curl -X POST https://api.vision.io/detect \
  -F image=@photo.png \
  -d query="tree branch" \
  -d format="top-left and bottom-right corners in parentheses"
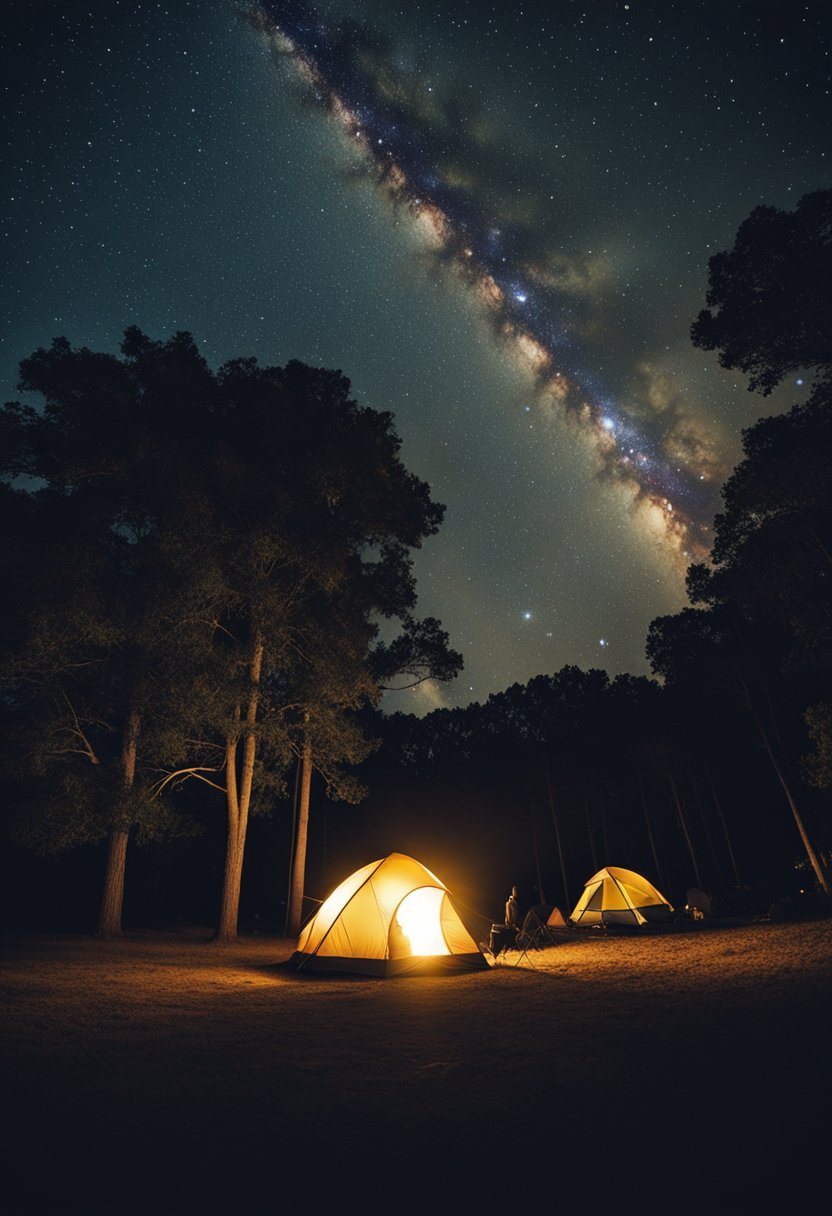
top-left (150, 766), bottom-right (227, 796)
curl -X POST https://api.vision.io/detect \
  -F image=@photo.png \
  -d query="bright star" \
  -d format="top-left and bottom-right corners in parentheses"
top-left (522, 610), bottom-right (533, 621)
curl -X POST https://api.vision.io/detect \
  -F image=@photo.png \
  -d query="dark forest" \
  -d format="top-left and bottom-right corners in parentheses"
top-left (2, 190), bottom-right (830, 940)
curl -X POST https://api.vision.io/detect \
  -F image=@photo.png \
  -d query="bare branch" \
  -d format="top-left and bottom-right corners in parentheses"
top-left (46, 746), bottom-right (101, 762)
top-left (150, 766), bottom-right (227, 797)
top-left (59, 692), bottom-right (101, 765)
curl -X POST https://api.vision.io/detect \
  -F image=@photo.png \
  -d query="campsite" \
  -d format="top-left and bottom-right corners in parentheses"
top-left (2, 10), bottom-right (831, 1213)
top-left (3, 915), bottom-right (830, 1214)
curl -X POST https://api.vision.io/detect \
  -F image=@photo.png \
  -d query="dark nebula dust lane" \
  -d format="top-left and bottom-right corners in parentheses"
top-left (250, 0), bottom-right (727, 565)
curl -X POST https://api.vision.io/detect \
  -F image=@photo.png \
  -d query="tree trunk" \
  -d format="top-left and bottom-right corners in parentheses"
top-left (704, 767), bottom-right (743, 889)
top-left (530, 797), bottom-right (546, 905)
top-left (215, 633), bottom-right (264, 943)
top-left (287, 724), bottom-right (312, 939)
top-left (97, 828), bottom-right (130, 939)
top-left (689, 768), bottom-right (725, 890)
top-left (96, 706), bottom-right (140, 939)
top-left (600, 794), bottom-right (610, 865)
top-left (582, 785), bottom-right (598, 872)
top-left (545, 764), bottom-right (570, 909)
top-left (667, 767), bottom-right (703, 889)
top-left (283, 754), bottom-right (302, 936)
top-left (639, 774), bottom-right (667, 892)
top-left (748, 701), bottom-right (830, 894)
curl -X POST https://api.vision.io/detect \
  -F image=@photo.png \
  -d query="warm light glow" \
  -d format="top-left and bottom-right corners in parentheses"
top-left (395, 887), bottom-right (450, 955)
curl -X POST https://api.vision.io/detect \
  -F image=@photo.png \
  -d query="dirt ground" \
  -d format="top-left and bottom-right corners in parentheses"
top-left (2, 918), bottom-right (830, 1214)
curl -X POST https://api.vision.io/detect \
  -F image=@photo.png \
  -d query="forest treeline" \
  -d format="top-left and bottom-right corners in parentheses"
top-left (360, 189), bottom-right (832, 916)
top-left (0, 334), bottom-right (461, 940)
top-left (2, 190), bottom-right (830, 936)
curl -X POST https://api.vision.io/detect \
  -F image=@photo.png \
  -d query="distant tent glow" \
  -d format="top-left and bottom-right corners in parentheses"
top-left (570, 866), bottom-right (674, 927)
top-left (291, 852), bottom-right (489, 976)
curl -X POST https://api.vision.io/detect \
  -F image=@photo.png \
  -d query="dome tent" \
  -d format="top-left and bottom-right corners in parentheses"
top-left (570, 866), bottom-right (674, 928)
top-left (291, 852), bottom-right (489, 976)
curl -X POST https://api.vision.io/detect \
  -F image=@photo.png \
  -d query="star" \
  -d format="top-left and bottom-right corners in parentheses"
top-left (8, 0), bottom-right (826, 717)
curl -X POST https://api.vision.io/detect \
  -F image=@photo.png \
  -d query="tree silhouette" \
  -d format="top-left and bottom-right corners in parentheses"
top-left (2, 330), bottom-right (460, 941)
top-left (688, 389), bottom-right (832, 675)
top-left (1, 335), bottom-right (209, 935)
top-left (690, 188), bottom-right (832, 395)
top-left (638, 196), bottom-right (832, 895)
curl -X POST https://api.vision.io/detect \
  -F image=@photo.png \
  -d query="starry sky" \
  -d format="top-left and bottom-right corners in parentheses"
top-left (3, 0), bottom-right (829, 712)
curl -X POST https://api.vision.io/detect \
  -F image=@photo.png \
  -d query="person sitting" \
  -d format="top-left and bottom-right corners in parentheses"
top-left (388, 916), bottom-right (411, 959)
top-left (505, 885), bottom-right (522, 939)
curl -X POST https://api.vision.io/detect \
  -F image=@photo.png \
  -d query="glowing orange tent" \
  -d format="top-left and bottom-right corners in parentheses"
top-left (291, 852), bottom-right (489, 976)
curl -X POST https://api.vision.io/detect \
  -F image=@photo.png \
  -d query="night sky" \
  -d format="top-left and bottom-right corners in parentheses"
top-left (3, 0), bottom-right (829, 712)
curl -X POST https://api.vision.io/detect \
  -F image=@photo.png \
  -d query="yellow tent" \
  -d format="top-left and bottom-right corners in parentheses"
top-left (570, 866), bottom-right (674, 927)
top-left (291, 852), bottom-right (489, 976)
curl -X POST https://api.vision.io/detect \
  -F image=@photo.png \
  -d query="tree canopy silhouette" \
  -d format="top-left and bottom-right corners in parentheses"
top-left (690, 188), bottom-right (832, 395)
top-left (1, 329), bottom-right (461, 940)
top-left (645, 192), bottom-right (832, 895)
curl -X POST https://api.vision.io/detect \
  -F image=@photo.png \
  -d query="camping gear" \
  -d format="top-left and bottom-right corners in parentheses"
top-left (518, 904), bottom-right (568, 949)
top-left (570, 866), bottom-right (674, 927)
top-left (489, 923), bottom-right (516, 955)
top-left (291, 852), bottom-right (489, 976)
top-left (493, 905), bottom-right (569, 969)
top-left (686, 887), bottom-right (715, 918)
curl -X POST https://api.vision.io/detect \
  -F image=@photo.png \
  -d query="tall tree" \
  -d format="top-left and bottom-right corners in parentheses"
top-left (642, 191), bottom-right (832, 896)
top-left (0, 340), bottom-right (206, 936)
top-left (2, 330), bottom-right (459, 940)
top-left (690, 188), bottom-right (832, 396)
top-left (130, 344), bottom-right (457, 943)
top-left (687, 390), bottom-right (832, 674)
top-left (802, 704), bottom-right (832, 798)
top-left (646, 605), bottom-right (829, 893)
top-left (284, 612), bottom-right (462, 937)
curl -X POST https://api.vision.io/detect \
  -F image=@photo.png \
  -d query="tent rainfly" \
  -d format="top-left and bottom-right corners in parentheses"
top-left (291, 852), bottom-right (489, 976)
top-left (570, 866), bottom-right (674, 927)
top-left (522, 904), bottom-right (568, 930)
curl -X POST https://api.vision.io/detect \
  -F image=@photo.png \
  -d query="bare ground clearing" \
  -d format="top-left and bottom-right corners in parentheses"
top-left (2, 919), bottom-right (830, 1214)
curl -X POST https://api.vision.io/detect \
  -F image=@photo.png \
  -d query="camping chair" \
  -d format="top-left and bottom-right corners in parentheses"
top-left (488, 907), bottom-right (557, 968)
top-left (517, 906), bottom-right (565, 954)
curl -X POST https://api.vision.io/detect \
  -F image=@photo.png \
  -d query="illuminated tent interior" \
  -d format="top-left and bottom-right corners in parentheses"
top-left (570, 866), bottom-right (674, 928)
top-left (291, 852), bottom-right (489, 976)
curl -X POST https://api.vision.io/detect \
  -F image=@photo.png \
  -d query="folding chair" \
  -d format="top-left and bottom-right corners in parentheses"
top-left (489, 905), bottom-right (567, 967)
top-left (486, 909), bottom-right (542, 968)
top-left (511, 905), bottom-right (566, 964)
